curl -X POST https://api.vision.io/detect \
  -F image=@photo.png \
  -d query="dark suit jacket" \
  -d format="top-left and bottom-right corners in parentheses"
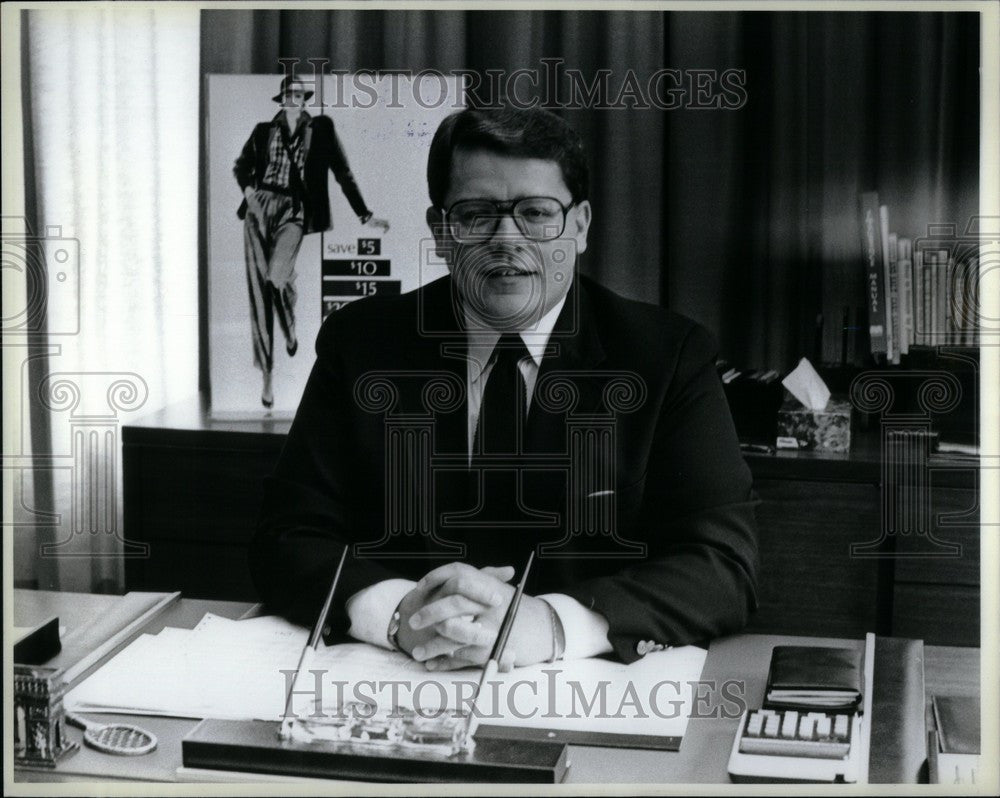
top-left (234, 113), bottom-right (370, 235)
top-left (250, 274), bottom-right (759, 663)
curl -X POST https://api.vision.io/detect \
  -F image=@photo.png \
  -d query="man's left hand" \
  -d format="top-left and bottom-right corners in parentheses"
top-left (365, 217), bottom-right (390, 233)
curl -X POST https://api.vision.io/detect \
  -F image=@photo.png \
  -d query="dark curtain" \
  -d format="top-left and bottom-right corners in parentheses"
top-left (200, 9), bottom-right (978, 387)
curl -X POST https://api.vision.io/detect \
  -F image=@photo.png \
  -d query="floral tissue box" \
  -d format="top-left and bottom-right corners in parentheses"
top-left (775, 397), bottom-right (852, 453)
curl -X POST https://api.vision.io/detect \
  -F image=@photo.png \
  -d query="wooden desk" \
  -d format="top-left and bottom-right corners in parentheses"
top-left (11, 590), bottom-right (980, 785)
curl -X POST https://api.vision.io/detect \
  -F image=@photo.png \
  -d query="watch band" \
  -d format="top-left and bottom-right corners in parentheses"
top-left (386, 609), bottom-right (403, 652)
top-left (543, 600), bottom-right (565, 663)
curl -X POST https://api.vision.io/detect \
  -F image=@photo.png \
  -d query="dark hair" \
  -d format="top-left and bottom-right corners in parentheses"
top-left (427, 107), bottom-right (590, 208)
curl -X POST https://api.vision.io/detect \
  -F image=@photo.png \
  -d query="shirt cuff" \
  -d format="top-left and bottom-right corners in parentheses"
top-left (538, 593), bottom-right (613, 660)
top-left (344, 579), bottom-right (415, 649)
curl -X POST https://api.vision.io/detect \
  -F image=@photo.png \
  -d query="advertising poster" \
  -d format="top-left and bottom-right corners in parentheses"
top-left (207, 73), bottom-right (460, 416)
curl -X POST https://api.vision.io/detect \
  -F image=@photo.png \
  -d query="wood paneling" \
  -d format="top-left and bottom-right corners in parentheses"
top-left (892, 583), bottom-right (980, 647)
top-left (893, 489), bottom-right (979, 586)
top-left (746, 479), bottom-right (882, 638)
top-left (127, 446), bottom-right (279, 544)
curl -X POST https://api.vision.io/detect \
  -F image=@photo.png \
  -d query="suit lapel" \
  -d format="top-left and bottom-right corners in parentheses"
top-left (521, 279), bottom-right (607, 526)
top-left (401, 280), bottom-right (469, 554)
top-left (525, 278), bottom-right (606, 453)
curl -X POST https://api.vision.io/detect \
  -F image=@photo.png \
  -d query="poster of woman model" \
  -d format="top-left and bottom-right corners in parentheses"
top-left (206, 72), bottom-right (461, 416)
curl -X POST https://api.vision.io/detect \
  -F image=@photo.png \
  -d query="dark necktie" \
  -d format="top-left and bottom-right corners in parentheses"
top-left (474, 333), bottom-right (529, 460)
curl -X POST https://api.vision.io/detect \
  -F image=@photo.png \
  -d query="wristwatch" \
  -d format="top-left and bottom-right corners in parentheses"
top-left (386, 610), bottom-right (403, 652)
top-left (543, 601), bottom-right (566, 663)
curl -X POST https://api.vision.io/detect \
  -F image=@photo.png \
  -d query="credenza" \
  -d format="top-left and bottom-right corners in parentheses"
top-left (123, 395), bottom-right (980, 645)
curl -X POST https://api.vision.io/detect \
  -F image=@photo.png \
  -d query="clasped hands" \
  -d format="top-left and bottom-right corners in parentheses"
top-left (395, 563), bottom-right (555, 672)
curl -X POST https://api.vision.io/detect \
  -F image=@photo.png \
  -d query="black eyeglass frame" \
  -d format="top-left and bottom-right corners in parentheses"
top-left (440, 196), bottom-right (577, 242)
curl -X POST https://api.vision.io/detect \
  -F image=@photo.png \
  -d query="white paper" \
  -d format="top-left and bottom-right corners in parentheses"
top-left (781, 357), bottom-right (831, 411)
top-left (65, 614), bottom-right (707, 740)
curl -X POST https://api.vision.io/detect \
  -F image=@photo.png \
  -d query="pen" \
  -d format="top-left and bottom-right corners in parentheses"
top-left (462, 551), bottom-right (534, 749)
top-left (279, 545), bottom-right (348, 739)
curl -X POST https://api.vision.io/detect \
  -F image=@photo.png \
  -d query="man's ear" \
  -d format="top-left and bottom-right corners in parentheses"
top-left (569, 200), bottom-right (592, 255)
top-left (426, 206), bottom-right (454, 266)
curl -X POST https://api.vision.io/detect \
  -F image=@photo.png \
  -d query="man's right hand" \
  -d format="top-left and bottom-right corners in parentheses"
top-left (395, 563), bottom-right (514, 660)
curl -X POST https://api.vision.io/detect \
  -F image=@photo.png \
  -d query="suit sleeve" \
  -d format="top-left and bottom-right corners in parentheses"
top-left (560, 324), bottom-right (759, 663)
top-left (249, 317), bottom-right (401, 635)
top-left (325, 121), bottom-right (371, 219)
top-left (233, 128), bottom-right (257, 219)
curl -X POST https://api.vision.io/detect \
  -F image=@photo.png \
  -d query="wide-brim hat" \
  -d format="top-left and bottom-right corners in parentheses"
top-left (273, 76), bottom-right (314, 103)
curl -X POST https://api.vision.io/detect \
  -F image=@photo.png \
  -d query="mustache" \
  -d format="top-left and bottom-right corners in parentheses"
top-left (457, 246), bottom-right (543, 276)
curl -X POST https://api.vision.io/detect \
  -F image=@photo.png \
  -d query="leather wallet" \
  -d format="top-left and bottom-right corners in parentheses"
top-left (765, 645), bottom-right (863, 711)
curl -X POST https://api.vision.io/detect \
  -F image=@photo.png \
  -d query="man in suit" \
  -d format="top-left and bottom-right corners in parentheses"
top-left (234, 76), bottom-right (389, 407)
top-left (251, 106), bottom-right (758, 669)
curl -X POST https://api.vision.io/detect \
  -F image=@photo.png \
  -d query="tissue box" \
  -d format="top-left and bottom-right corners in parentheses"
top-left (775, 397), bottom-right (852, 452)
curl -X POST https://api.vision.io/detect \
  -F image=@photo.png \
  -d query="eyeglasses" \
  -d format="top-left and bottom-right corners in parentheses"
top-left (442, 197), bottom-right (575, 242)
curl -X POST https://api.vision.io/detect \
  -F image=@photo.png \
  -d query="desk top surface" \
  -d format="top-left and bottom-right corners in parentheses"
top-left (11, 589), bottom-right (981, 786)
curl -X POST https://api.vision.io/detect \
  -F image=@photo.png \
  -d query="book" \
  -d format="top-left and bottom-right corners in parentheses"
top-left (887, 232), bottom-right (900, 363)
top-left (953, 260), bottom-right (966, 345)
top-left (936, 252), bottom-right (948, 346)
top-left (858, 192), bottom-right (888, 359)
top-left (912, 246), bottom-right (924, 346)
top-left (969, 255), bottom-right (980, 345)
top-left (945, 255), bottom-right (956, 345)
top-left (963, 256), bottom-right (977, 345)
top-left (897, 237), bottom-right (912, 356)
top-left (927, 250), bottom-right (939, 344)
top-left (765, 645), bottom-right (863, 711)
top-left (924, 251), bottom-right (935, 346)
top-left (879, 205), bottom-right (895, 360)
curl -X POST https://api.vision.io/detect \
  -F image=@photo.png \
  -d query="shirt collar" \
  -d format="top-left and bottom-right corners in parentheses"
top-left (465, 295), bottom-right (568, 382)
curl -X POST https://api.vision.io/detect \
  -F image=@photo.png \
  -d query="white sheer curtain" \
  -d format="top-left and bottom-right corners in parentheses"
top-left (24, 6), bottom-right (199, 591)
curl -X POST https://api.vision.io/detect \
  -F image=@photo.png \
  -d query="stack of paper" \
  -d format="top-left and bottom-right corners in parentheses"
top-left (66, 613), bottom-right (708, 741)
top-left (66, 613), bottom-right (308, 719)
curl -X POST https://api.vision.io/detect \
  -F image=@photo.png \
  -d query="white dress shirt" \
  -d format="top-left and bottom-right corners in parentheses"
top-left (345, 295), bottom-right (612, 660)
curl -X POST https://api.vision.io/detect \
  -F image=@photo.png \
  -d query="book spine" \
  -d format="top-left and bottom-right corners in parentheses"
top-left (913, 248), bottom-right (924, 347)
top-left (971, 256), bottom-right (980, 345)
top-left (946, 256), bottom-right (956, 345)
top-left (953, 261), bottom-right (966, 346)
top-left (944, 258), bottom-right (955, 346)
top-left (858, 192), bottom-right (888, 358)
top-left (936, 253), bottom-right (948, 346)
top-left (887, 232), bottom-right (900, 363)
top-left (924, 252), bottom-right (935, 347)
top-left (927, 251), bottom-right (938, 344)
top-left (898, 237), bottom-right (912, 356)
top-left (967, 256), bottom-right (977, 346)
top-left (879, 206), bottom-right (895, 361)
